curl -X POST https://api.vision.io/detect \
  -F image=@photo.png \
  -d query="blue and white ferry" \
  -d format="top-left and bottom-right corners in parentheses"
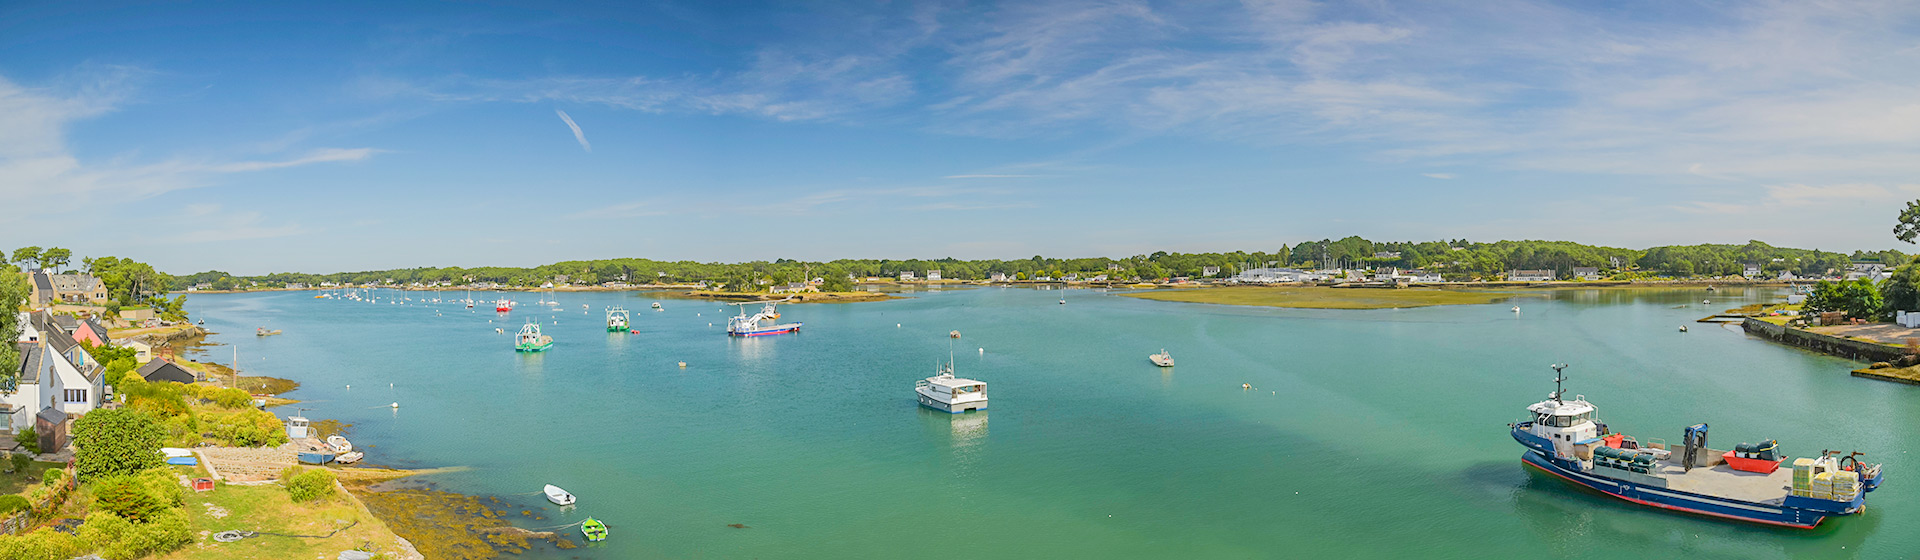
top-left (1511, 365), bottom-right (1884, 528)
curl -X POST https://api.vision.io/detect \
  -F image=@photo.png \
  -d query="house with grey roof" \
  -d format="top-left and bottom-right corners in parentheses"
top-left (3, 310), bottom-right (108, 431)
top-left (46, 273), bottom-right (111, 304)
top-left (136, 359), bottom-right (197, 384)
top-left (29, 271), bottom-right (55, 306)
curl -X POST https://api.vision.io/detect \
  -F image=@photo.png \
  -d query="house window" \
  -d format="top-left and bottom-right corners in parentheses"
top-left (64, 389), bottom-right (88, 403)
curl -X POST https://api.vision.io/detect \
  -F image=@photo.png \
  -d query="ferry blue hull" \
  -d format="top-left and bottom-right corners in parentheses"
top-left (1520, 451), bottom-right (1850, 528)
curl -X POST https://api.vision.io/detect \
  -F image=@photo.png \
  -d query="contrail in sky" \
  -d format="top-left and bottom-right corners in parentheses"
top-left (555, 109), bottom-right (591, 152)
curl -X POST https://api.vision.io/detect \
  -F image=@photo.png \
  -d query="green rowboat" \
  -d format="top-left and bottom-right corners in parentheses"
top-left (581, 517), bottom-right (608, 542)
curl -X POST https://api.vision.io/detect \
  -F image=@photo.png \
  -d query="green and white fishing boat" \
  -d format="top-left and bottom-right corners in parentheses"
top-left (581, 517), bottom-right (608, 542)
top-left (515, 321), bottom-right (553, 352)
top-left (606, 306), bottom-right (630, 332)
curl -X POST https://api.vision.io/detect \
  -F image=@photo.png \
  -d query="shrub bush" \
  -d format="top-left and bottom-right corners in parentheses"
top-left (8, 451), bottom-right (28, 474)
top-left (0, 528), bottom-right (87, 560)
top-left (284, 467), bottom-right (336, 502)
top-left (0, 494), bottom-right (29, 513)
top-left (13, 427), bottom-right (38, 454)
top-left (207, 387), bottom-right (253, 409)
top-left (76, 509), bottom-right (193, 560)
top-left (91, 473), bottom-right (179, 523)
top-left (205, 409), bottom-right (287, 447)
top-left (71, 409), bottom-right (165, 480)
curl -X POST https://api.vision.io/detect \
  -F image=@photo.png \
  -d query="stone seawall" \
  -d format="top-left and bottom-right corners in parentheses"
top-left (1741, 318), bottom-right (1907, 363)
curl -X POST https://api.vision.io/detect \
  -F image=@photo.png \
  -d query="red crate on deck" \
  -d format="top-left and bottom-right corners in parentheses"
top-left (1721, 451), bottom-right (1781, 474)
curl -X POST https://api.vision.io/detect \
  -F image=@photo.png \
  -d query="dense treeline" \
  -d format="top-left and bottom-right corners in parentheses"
top-left (163, 238), bottom-right (1908, 292)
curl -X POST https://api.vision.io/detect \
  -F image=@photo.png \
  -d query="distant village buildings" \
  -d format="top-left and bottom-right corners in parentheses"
top-left (1507, 270), bottom-right (1556, 282)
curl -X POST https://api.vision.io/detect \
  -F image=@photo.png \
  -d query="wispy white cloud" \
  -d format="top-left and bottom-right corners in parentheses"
top-left (1421, 173), bottom-right (1455, 179)
top-left (554, 109), bottom-right (591, 152)
top-left (0, 71), bottom-right (379, 211)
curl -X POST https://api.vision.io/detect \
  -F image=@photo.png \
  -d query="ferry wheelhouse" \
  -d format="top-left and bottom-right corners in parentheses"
top-left (515, 322), bottom-right (553, 352)
top-left (1511, 365), bottom-right (1883, 528)
top-left (606, 306), bottom-right (630, 332)
top-left (495, 298), bottom-right (513, 312)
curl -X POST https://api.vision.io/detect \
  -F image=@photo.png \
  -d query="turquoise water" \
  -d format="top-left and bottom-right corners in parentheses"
top-left (185, 287), bottom-right (1913, 559)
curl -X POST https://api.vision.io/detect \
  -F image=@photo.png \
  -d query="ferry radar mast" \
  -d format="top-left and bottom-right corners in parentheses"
top-left (1550, 363), bottom-right (1569, 402)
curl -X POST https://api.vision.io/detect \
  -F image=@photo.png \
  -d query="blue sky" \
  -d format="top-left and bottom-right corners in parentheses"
top-left (4, 1), bottom-right (1920, 275)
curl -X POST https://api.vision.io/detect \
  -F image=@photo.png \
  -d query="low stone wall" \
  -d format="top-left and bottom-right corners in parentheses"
top-left (1741, 318), bottom-right (1908, 363)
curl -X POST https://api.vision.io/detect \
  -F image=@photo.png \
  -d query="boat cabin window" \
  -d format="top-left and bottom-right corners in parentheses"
top-left (1538, 411), bottom-right (1593, 428)
top-left (952, 385), bottom-right (982, 395)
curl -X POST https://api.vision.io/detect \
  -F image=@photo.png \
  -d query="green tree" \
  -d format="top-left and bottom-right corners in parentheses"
top-left (39, 247), bottom-right (70, 273)
top-left (72, 409), bottom-right (165, 480)
top-left (0, 269), bottom-right (26, 380)
top-left (1807, 279), bottom-right (1885, 319)
top-left (10, 247), bottom-right (40, 269)
top-left (1881, 258), bottom-right (1920, 313)
top-left (1897, 200), bottom-right (1920, 244)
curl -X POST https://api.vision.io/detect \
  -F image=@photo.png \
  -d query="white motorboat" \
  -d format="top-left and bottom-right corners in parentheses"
top-left (652, 302), bottom-right (662, 310)
top-left (916, 330), bottom-right (986, 413)
top-left (544, 484), bottom-right (576, 506)
top-left (327, 435), bottom-right (353, 453)
top-left (1149, 349), bottom-right (1174, 367)
top-left (334, 451), bottom-right (363, 464)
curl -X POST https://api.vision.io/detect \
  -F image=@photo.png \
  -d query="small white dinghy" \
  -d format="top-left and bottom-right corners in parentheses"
top-left (544, 484), bottom-right (576, 506)
top-left (335, 451), bottom-right (364, 464)
top-left (327, 435), bottom-right (353, 453)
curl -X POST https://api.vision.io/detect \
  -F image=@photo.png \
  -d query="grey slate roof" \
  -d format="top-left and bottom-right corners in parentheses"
top-left (53, 314), bottom-right (79, 332)
top-left (28, 311), bottom-right (101, 382)
top-left (31, 271), bottom-right (53, 294)
top-left (36, 407), bottom-right (66, 425)
top-left (136, 360), bottom-right (196, 384)
top-left (11, 343), bottom-right (42, 387)
top-left (80, 318), bottom-right (109, 342)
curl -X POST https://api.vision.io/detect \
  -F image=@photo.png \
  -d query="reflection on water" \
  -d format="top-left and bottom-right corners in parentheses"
top-left (949, 411), bottom-right (988, 447)
top-left (728, 334), bottom-right (778, 364)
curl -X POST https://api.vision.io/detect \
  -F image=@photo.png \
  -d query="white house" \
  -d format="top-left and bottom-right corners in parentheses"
top-left (1572, 267), bottom-right (1600, 281)
top-left (1411, 270), bottom-right (1444, 283)
top-left (899, 271), bottom-right (916, 281)
top-left (926, 270), bottom-right (942, 281)
top-left (5, 311), bottom-right (106, 431)
top-left (124, 339), bottom-right (154, 363)
top-left (1743, 264), bottom-right (1763, 278)
top-left (1508, 270), bottom-right (1556, 282)
top-left (989, 272), bottom-right (1008, 282)
top-left (1202, 266), bottom-right (1221, 277)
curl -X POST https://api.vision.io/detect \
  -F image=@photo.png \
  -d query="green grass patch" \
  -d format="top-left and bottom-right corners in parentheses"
top-left (154, 481), bottom-right (407, 560)
top-left (0, 460), bottom-right (68, 496)
top-left (1123, 286), bottom-right (1518, 310)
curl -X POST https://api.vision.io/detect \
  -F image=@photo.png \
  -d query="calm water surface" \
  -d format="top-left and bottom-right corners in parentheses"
top-left (185, 287), bottom-right (1912, 559)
